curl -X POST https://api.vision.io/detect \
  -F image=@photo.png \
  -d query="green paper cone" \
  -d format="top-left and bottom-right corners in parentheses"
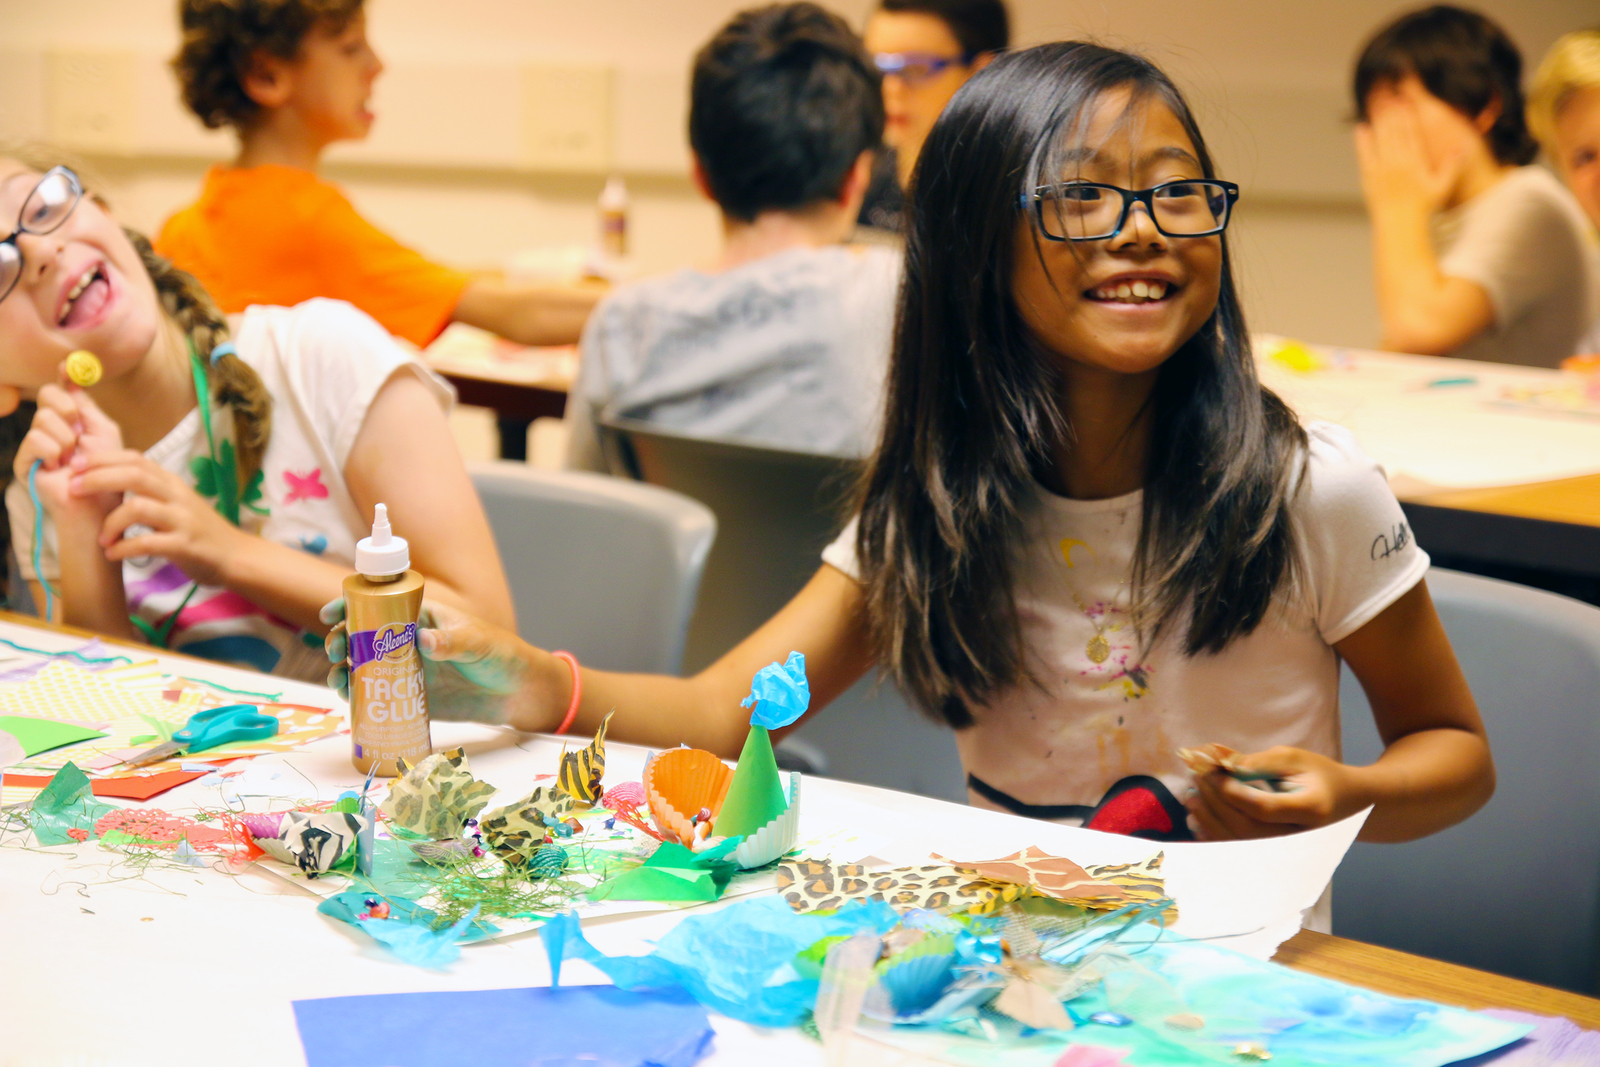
top-left (715, 725), bottom-right (787, 839)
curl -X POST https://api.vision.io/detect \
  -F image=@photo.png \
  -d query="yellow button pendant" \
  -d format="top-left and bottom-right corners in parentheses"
top-left (65, 350), bottom-right (103, 388)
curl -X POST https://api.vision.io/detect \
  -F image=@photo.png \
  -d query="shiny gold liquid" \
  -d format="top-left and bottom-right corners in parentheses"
top-left (344, 569), bottom-right (430, 776)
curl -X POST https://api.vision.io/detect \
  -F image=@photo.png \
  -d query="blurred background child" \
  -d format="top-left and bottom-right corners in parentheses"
top-left (1353, 5), bottom-right (1598, 367)
top-left (157, 0), bottom-right (599, 351)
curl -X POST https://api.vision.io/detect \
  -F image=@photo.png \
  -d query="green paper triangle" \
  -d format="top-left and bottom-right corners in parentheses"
top-left (715, 726), bottom-right (787, 840)
top-left (0, 716), bottom-right (105, 758)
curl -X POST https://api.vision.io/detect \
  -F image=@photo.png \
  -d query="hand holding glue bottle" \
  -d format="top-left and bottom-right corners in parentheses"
top-left (345, 503), bottom-right (430, 776)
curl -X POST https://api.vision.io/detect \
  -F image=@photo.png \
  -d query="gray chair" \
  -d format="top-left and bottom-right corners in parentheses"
top-left (1334, 567), bottom-right (1600, 993)
top-left (469, 462), bottom-right (715, 676)
top-left (599, 417), bottom-right (967, 802)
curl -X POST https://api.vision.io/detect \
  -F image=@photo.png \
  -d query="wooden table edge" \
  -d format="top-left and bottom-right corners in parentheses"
top-left (1275, 928), bottom-right (1600, 1029)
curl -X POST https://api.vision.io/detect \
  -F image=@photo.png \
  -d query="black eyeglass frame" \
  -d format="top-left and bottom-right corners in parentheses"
top-left (1020, 179), bottom-right (1241, 242)
top-left (0, 166), bottom-right (85, 304)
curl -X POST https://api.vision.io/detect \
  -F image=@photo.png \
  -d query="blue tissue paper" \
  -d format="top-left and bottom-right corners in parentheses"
top-left (293, 985), bottom-right (714, 1067)
top-left (740, 651), bottom-right (810, 729)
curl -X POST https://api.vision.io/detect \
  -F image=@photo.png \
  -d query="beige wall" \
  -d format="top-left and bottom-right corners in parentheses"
top-left (1, 0), bottom-right (1591, 348)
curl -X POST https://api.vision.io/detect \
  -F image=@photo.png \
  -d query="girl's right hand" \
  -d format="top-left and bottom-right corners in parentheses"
top-left (321, 597), bottom-right (559, 731)
top-left (12, 384), bottom-right (124, 518)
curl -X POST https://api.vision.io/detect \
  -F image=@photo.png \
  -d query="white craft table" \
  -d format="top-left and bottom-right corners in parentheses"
top-left (3, 613), bottom-right (1599, 1067)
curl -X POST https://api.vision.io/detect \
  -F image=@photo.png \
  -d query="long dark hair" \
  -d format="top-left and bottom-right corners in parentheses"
top-left (854, 42), bottom-right (1306, 728)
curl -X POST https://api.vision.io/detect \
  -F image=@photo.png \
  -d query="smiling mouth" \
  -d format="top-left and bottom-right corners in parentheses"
top-left (58, 263), bottom-right (109, 326)
top-left (1086, 279), bottom-right (1172, 304)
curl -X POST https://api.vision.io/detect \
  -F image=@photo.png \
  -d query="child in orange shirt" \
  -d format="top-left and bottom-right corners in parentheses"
top-left (158, 0), bottom-right (597, 351)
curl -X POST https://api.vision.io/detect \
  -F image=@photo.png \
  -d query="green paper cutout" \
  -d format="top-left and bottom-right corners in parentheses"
top-left (135, 711), bottom-right (177, 743)
top-left (715, 725), bottom-right (787, 840)
top-left (28, 763), bottom-right (114, 845)
top-left (0, 716), bottom-right (104, 758)
top-left (587, 840), bottom-right (739, 902)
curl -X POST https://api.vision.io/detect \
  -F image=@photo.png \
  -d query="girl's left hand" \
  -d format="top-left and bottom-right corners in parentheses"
top-left (1185, 744), bottom-right (1370, 840)
top-left (69, 450), bottom-right (246, 586)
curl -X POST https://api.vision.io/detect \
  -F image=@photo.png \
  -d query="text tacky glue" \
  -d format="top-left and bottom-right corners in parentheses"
top-left (344, 503), bottom-right (430, 776)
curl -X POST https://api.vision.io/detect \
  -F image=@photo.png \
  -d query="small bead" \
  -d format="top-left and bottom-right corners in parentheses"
top-left (1232, 1043), bottom-right (1271, 1061)
top-left (1089, 1012), bottom-right (1132, 1027)
top-left (1165, 1013), bottom-right (1205, 1031)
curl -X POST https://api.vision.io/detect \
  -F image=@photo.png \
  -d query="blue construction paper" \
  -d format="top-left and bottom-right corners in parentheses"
top-left (740, 651), bottom-right (809, 729)
top-left (541, 895), bottom-right (898, 1027)
top-left (293, 985), bottom-right (714, 1067)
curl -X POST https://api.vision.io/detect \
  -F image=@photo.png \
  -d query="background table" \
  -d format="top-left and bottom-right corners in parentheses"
top-left (1, 615), bottom-right (1595, 1065)
top-left (422, 325), bottom-right (578, 461)
top-left (1260, 340), bottom-right (1600, 603)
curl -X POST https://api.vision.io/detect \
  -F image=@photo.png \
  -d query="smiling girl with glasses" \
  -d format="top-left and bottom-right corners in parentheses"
top-left (0, 154), bottom-right (512, 679)
top-left (325, 44), bottom-right (1494, 868)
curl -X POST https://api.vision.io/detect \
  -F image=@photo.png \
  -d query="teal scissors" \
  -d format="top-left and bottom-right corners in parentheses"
top-left (125, 704), bottom-right (280, 768)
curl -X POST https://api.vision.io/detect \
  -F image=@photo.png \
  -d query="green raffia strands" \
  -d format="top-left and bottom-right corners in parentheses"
top-left (177, 676), bottom-right (282, 701)
top-left (0, 636), bottom-right (132, 666)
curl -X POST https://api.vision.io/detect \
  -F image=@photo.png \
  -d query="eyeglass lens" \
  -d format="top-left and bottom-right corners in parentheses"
top-left (0, 170), bottom-right (81, 300)
top-left (873, 53), bottom-right (958, 85)
top-left (1040, 182), bottom-right (1231, 240)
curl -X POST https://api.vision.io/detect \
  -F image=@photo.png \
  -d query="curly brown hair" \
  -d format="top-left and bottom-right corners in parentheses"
top-left (172, 0), bottom-right (364, 130)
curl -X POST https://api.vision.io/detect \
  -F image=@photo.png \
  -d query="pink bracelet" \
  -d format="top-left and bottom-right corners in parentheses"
top-left (550, 651), bottom-right (581, 735)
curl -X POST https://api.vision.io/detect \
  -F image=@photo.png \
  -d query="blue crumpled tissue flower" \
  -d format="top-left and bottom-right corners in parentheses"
top-left (740, 651), bottom-right (810, 729)
top-left (542, 894), bottom-right (897, 1027)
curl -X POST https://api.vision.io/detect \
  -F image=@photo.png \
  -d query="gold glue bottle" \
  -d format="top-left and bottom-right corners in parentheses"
top-left (344, 503), bottom-right (430, 776)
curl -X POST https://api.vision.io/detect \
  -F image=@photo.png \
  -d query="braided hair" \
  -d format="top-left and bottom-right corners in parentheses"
top-left (124, 230), bottom-right (273, 491)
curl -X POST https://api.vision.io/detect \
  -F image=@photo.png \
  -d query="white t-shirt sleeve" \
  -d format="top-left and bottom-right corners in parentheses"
top-left (265, 299), bottom-right (454, 471)
top-left (821, 514), bottom-right (861, 580)
top-left (1439, 172), bottom-right (1576, 330)
top-left (1295, 422), bottom-right (1430, 643)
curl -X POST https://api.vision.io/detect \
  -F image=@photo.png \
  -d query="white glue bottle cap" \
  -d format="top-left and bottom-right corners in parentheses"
top-left (354, 503), bottom-right (410, 577)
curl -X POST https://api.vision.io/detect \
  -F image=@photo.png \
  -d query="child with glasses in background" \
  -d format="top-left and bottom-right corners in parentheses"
top-left (857, 0), bottom-right (1009, 231)
top-left (156, 0), bottom-right (598, 352)
top-left (0, 155), bottom-right (512, 680)
top-left (327, 44), bottom-right (1494, 889)
top-left (1353, 5), bottom-right (1599, 368)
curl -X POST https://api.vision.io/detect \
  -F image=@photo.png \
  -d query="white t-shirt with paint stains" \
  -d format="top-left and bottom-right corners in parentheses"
top-left (10, 299), bottom-right (452, 682)
top-left (822, 423), bottom-right (1429, 835)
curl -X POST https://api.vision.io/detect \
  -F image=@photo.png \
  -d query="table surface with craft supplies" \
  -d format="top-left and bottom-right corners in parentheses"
top-left (1258, 337), bottom-right (1600, 584)
top-left (419, 324), bottom-right (577, 460)
top-left (1, 611), bottom-right (1595, 1067)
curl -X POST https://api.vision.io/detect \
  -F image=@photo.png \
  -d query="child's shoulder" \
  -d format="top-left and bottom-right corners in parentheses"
top-left (1296, 422), bottom-right (1390, 506)
top-left (234, 299), bottom-right (418, 389)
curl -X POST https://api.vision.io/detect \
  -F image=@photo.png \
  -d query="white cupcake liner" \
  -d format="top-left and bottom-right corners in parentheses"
top-left (731, 772), bottom-right (802, 869)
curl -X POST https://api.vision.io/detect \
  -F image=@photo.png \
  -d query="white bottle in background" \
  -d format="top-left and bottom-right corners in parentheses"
top-left (598, 175), bottom-right (628, 260)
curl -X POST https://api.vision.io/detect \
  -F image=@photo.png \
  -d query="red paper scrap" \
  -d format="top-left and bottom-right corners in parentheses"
top-left (3, 769), bottom-right (208, 800)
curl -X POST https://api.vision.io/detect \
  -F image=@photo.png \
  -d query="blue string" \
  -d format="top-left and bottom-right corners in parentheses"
top-left (0, 634), bottom-right (132, 666)
top-left (27, 459), bottom-right (55, 621)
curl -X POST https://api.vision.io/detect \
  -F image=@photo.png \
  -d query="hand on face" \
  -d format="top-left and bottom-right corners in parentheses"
top-left (65, 450), bottom-right (246, 586)
top-left (322, 597), bottom-right (548, 729)
top-left (13, 381), bottom-right (124, 521)
top-left (1355, 79), bottom-right (1475, 214)
top-left (1183, 743), bottom-right (1367, 840)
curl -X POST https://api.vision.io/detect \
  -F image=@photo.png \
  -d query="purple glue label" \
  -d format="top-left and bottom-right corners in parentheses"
top-left (349, 622), bottom-right (417, 669)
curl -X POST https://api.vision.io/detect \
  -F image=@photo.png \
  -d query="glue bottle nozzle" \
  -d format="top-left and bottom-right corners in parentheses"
top-left (354, 502), bottom-right (409, 576)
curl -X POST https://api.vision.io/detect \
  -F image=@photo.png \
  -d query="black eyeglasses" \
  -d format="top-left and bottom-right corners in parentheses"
top-left (0, 167), bottom-right (85, 304)
top-left (1021, 179), bottom-right (1239, 242)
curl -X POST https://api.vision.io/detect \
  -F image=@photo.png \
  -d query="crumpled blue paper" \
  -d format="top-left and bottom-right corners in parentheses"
top-left (541, 895), bottom-right (898, 1027)
top-left (318, 892), bottom-right (498, 969)
top-left (740, 651), bottom-right (810, 729)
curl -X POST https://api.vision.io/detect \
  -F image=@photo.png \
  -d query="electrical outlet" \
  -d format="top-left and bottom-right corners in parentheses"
top-left (46, 50), bottom-right (137, 153)
top-left (522, 64), bottom-right (611, 172)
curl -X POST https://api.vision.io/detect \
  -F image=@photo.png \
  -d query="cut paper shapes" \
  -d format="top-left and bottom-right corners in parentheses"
top-left (479, 784), bottom-right (576, 865)
top-left (645, 748), bottom-right (732, 848)
top-left (933, 846), bottom-right (1168, 912)
top-left (380, 748), bottom-right (496, 840)
top-left (258, 810), bottom-right (366, 875)
top-left (0, 716), bottom-right (105, 758)
top-left (587, 839), bottom-right (739, 903)
top-left (292, 985), bottom-right (715, 1067)
top-left (556, 710), bottom-right (612, 803)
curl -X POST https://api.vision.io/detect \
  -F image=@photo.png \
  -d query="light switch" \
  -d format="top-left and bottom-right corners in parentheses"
top-left (47, 50), bottom-right (137, 153)
top-left (522, 63), bottom-right (611, 172)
